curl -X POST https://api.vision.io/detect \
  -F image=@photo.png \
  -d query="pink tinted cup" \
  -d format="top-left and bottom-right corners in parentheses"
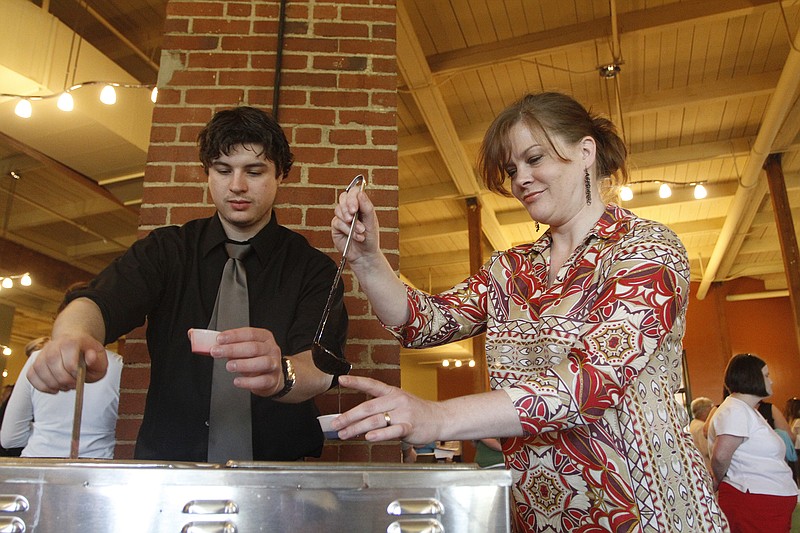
top-left (188, 328), bottom-right (220, 355)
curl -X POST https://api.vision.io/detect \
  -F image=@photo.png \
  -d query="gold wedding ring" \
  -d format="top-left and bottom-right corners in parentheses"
top-left (383, 412), bottom-right (392, 427)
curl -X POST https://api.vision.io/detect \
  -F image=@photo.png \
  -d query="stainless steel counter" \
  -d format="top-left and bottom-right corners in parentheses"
top-left (0, 459), bottom-right (512, 532)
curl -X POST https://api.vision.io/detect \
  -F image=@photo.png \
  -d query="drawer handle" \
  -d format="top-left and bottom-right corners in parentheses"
top-left (0, 496), bottom-right (28, 513)
top-left (386, 518), bottom-right (444, 533)
top-left (182, 500), bottom-right (239, 514)
top-left (181, 520), bottom-right (237, 533)
top-left (0, 517), bottom-right (25, 533)
top-left (386, 499), bottom-right (444, 516)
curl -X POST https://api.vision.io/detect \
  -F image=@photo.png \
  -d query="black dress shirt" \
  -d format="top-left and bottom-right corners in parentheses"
top-left (68, 214), bottom-right (348, 462)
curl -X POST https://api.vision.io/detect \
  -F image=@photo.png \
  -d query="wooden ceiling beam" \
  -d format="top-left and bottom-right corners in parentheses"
top-left (400, 70), bottom-right (779, 158)
top-left (426, 0), bottom-right (776, 77)
top-left (396, 0), bottom-right (510, 251)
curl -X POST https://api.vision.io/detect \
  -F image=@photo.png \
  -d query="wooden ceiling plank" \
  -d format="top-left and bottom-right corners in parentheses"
top-left (399, 71), bottom-right (780, 157)
top-left (426, 0), bottom-right (776, 77)
top-left (397, 0), bottom-right (511, 251)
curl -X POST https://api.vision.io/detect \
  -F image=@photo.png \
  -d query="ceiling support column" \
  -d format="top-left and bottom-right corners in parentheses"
top-left (467, 197), bottom-right (489, 392)
top-left (764, 153), bottom-right (800, 354)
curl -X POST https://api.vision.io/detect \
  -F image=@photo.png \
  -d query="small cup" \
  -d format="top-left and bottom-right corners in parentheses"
top-left (188, 328), bottom-right (220, 355)
top-left (317, 414), bottom-right (341, 440)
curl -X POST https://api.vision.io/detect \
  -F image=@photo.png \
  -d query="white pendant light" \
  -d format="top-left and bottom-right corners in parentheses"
top-left (15, 99), bottom-right (32, 118)
top-left (619, 185), bottom-right (633, 201)
top-left (658, 183), bottom-right (672, 198)
top-left (693, 183), bottom-right (707, 199)
top-left (57, 92), bottom-right (74, 111)
top-left (20, 273), bottom-right (32, 286)
top-left (150, 87), bottom-right (158, 103)
top-left (100, 84), bottom-right (117, 105)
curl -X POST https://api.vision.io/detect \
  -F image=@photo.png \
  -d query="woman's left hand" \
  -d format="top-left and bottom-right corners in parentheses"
top-left (331, 375), bottom-right (442, 444)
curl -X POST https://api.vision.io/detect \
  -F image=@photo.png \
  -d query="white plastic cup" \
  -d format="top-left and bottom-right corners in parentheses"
top-left (188, 328), bottom-right (220, 355)
top-left (317, 414), bottom-right (341, 440)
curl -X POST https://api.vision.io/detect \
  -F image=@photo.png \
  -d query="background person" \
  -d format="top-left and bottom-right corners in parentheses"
top-left (26, 106), bottom-right (348, 463)
top-left (709, 353), bottom-right (797, 533)
top-left (785, 397), bottom-right (800, 485)
top-left (328, 92), bottom-right (726, 532)
top-left (0, 347), bottom-right (122, 458)
top-left (690, 396), bottom-right (715, 473)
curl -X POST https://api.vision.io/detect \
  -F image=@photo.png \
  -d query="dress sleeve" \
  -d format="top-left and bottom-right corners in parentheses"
top-left (506, 227), bottom-right (690, 435)
top-left (382, 263), bottom-right (493, 347)
top-left (0, 354), bottom-right (37, 449)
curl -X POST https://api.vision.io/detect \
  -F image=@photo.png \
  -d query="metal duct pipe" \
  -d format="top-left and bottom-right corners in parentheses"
top-left (695, 22), bottom-right (800, 300)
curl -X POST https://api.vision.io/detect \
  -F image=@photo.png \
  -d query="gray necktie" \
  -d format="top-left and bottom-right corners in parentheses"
top-left (207, 242), bottom-right (253, 462)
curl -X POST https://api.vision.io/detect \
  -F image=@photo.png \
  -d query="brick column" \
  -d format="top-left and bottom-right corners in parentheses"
top-left (115, 0), bottom-right (399, 463)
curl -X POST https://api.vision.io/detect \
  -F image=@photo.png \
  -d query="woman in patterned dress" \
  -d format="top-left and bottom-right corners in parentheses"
top-left (329, 92), bottom-right (728, 532)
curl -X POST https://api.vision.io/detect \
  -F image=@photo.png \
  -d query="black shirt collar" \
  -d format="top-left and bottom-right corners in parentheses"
top-left (201, 213), bottom-right (281, 265)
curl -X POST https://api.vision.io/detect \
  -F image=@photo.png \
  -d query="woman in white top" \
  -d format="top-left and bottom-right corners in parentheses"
top-left (0, 348), bottom-right (123, 458)
top-left (709, 353), bottom-right (798, 533)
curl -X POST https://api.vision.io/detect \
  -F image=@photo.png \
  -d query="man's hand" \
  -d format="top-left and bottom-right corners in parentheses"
top-left (208, 327), bottom-right (286, 397)
top-left (27, 335), bottom-right (109, 393)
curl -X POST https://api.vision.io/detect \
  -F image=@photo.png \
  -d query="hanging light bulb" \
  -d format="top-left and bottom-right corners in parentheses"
top-left (100, 84), bottom-right (117, 105)
top-left (20, 273), bottom-right (32, 286)
top-left (2, 347), bottom-right (10, 356)
top-left (454, 359), bottom-right (463, 368)
top-left (15, 99), bottom-right (32, 118)
top-left (57, 92), bottom-right (74, 111)
top-left (468, 360), bottom-right (476, 367)
top-left (619, 185), bottom-right (633, 201)
top-left (441, 359), bottom-right (450, 367)
top-left (1, 278), bottom-right (12, 289)
top-left (150, 87), bottom-right (158, 103)
top-left (658, 183), bottom-right (672, 199)
top-left (693, 183), bottom-right (707, 200)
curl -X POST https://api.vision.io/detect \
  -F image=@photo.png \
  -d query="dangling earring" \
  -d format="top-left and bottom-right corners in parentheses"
top-left (584, 168), bottom-right (592, 205)
top-left (535, 221), bottom-right (540, 232)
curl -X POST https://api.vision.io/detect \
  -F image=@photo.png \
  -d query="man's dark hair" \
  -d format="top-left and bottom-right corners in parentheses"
top-left (724, 353), bottom-right (769, 397)
top-left (197, 106), bottom-right (294, 178)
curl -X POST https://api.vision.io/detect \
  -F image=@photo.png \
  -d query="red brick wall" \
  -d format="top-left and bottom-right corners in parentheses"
top-left (116, 0), bottom-right (400, 462)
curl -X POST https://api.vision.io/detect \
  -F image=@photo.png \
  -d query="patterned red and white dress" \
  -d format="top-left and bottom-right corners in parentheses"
top-left (386, 205), bottom-right (728, 533)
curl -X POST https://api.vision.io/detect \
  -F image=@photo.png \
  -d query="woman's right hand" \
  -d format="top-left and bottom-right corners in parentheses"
top-left (330, 186), bottom-right (411, 326)
top-left (332, 185), bottom-right (381, 267)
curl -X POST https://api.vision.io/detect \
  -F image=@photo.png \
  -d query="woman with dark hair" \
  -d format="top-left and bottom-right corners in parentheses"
top-left (328, 92), bottom-right (726, 532)
top-left (709, 353), bottom-right (797, 532)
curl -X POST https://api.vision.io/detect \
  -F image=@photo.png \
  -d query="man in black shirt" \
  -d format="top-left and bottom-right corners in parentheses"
top-left (26, 107), bottom-right (349, 462)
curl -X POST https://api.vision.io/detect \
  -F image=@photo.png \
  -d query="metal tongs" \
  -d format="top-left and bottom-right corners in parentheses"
top-left (70, 354), bottom-right (87, 459)
top-left (311, 174), bottom-right (366, 376)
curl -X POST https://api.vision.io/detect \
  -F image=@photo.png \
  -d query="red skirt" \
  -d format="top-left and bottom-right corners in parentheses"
top-left (718, 482), bottom-right (797, 533)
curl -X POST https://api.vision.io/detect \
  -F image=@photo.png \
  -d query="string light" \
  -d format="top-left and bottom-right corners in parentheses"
top-left (694, 183), bottom-right (708, 199)
top-left (2, 81), bottom-right (155, 119)
top-left (1, 345), bottom-right (11, 357)
top-left (57, 92), bottom-right (74, 112)
top-left (619, 180), bottom-right (709, 203)
top-left (439, 358), bottom-right (477, 368)
top-left (14, 99), bottom-right (32, 118)
top-left (0, 273), bottom-right (33, 290)
top-left (99, 84), bottom-right (117, 105)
